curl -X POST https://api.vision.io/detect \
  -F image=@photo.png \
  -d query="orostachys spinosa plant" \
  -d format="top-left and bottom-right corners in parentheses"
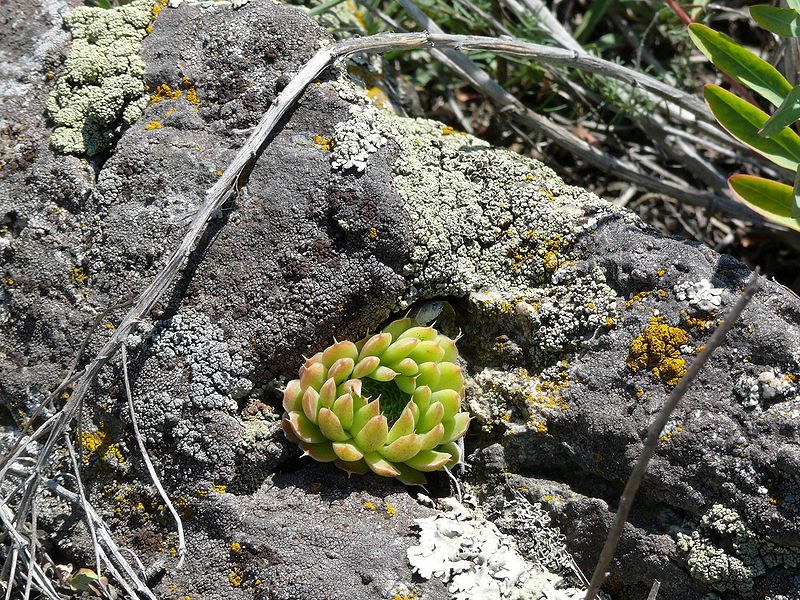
top-left (281, 317), bottom-right (471, 486)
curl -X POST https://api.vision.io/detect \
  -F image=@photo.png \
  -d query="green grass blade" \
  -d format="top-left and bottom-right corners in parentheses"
top-left (750, 5), bottom-right (800, 38)
top-left (759, 84), bottom-right (800, 138)
top-left (729, 174), bottom-right (800, 231)
top-left (575, 0), bottom-right (615, 43)
top-left (705, 84), bottom-right (800, 170)
top-left (689, 23), bottom-right (792, 107)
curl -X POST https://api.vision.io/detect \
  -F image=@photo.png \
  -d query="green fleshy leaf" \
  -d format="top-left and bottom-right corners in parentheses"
top-left (358, 333), bottom-right (392, 360)
top-left (300, 441), bottom-right (337, 462)
top-left (332, 441), bottom-right (364, 462)
top-left (364, 451), bottom-right (401, 477)
top-left (759, 84), bottom-right (800, 138)
top-left (318, 408), bottom-right (350, 442)
top-left (403, 450), bottom-right (451, 472)
top-left (380, 433), bottom-right (422, 463)
top-left (332, 394), bottom-right (354, 430)
top-left (750, 5), bottom-right (800, 38)
top-left (354, 415), bottom-right (389, 452)
top-left (705, 85), bottom-right (800, 170)
top-left (689, 24), bottom-right (792, 106)
top-left (382, 317), bottom-right (413, 340)
top-left (381, 337), bottom-right (419, 364)
top-left (794, 170), bottom-right (800, 219)
top-left (418, 402), bottom-right (444, 433)
top-left (728, 175), bottom-right (800, 231)
top-left (408, 340), bottom-right (445, 363)
top-left (431, 389), bottom-right (461, 420)
top-left (418, 423), bottom-right (444, 451)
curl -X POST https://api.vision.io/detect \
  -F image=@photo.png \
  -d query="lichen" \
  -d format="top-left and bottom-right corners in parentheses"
top-left (676, 503), bottom-right (800, 593)
top-left (46, 0), bottom-right (157, 156)
top-left (627, 316), bottom-right (690, 386)
top-left (675, 279), bottom-right (724, 312)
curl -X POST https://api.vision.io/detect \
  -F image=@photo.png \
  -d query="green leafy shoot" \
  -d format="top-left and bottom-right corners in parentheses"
top-left (750, 5), bottom-right (800, 38)
top-left (760, 84), bottom-right (800, 138)
top-left (729, 175), bottom-right (800, 231)
top-left (689, 23), bottom-right (792, 107)
top-left (705, 84), bottom-right (800, 171)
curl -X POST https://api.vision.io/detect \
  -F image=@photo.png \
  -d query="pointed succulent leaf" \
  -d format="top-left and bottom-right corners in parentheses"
top-left (355, 415), bottom-right (389, 452)
top-left (340, 378), bottom-right (362, 398)
top-left (283, 379), bottom-right (303, 412)
top-left (288, 411), bottom-right (326, 444)
top-left (303, 351), bottom-right (322, 368)
top-left (380, 434), bottom-right (422, 462)
top-left (317, 408), bottom-right (350, 442)
top-left (413, 385), bottom-right (432, 414)
top-left (358, 332), bottom-right (392, 359)
top-left (332, 393), bottom-right (354, 430)
top-left (319, 377), bottom-right (337, 408)
top-left (419, 423), bottom-right (445, 450)
top-left (418, 401), bottom-right (444, 432)
top-left (404, 450), bottom-right (452, 472)
top-left (433, 362), bottom-right (465, 393)
top-left (363, 451), bottom-right (401, 477)
top-left (300, 441), bottom-right (337, 462)
top-left (432, 389), bottom-right (462, 420)
top-left (302, 387), bottom-right (321, 423)
top-left (442, 413), bottom-right (471, 443)
top-left (352, 356), bottom-right (380, 379)
top-left (352, 399), bottom-right (380, 433)
top-left (381, 337), bottom-right (419, 364)
top-left (395, 464), bottom-right (427, 486)
top-left (436, 334), bottom-right (459, 362)
top-left (395, 375), bottom-right (417, 395)
top-left (416, 362), bottom-right (441, 388)
top-left (281, 416), bottom-right (301, 443)
top-left (387, 404), bottom-right (416, 444)
top-left (332, 441), bottom-right (364, 462)
top-left (409, 340), bottom-right (445, 363)
top-left (328, 357), bottom-right (355, 384)
top-left (382, 317), bottom-right (413, 340)
top-left (397, 326), bottom-right (437, 342)
top-left (438, 441), bottom-right (462, 466)
top-left (300, 361), bottom-right (326, 390)
top-left (335, 458), bottom-right (370, 475)
top-left (689, 24), bottom-right (792, 107)
top-left (750, 5), bottom-right (800, 37)
top-left (728, 175), bottom-right (800, 231)
top-left (367, 366), bottom-right (397, 382)
top-left (389, 358), bottom-right (419, 377)
top-left (321, 340), bottom-right (359, 367)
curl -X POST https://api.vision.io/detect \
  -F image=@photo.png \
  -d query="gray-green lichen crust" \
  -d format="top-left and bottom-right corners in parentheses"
top-left (46, 0), bottom-right (156, 156)
top-left (677, 503), bottom-right (800, 593)
top-left (329, 91), bottom-right (619, 365)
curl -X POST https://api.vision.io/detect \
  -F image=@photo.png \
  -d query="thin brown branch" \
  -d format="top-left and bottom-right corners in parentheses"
top-left (583, 270), bottom-right (762, 600)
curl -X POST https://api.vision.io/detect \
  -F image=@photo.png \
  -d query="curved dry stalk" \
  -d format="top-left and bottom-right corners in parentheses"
top-left (583, 270), bottom-right (762, 600)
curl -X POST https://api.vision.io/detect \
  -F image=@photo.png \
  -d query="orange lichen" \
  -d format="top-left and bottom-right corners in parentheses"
top-left (363, 501), bottom-right (376, 511)
top-left (149, 84), bottom-right (181, 104)
top-left (81, 421), bottom-right (125, 466)
top-left (626, 291), bottom-right (651, 308)
top-left (144, 121), bottom-right (162, 130)
top-left (366, 86), bottom-right (389, 108)
top-left (627, 317), bottom-right (689, 386)
top-left (230, 541), bottom-right (241, 554)
top-left (368, 227), bottom-right (378, 240)
top-left (313, 135), bottom-right (334, 151)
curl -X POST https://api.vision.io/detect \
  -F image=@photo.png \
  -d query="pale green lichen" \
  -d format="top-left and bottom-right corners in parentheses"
top-left (46, 0), bottom-right (156, 156)
top-left (327, 87), bottom-right (621, 366)
top-left (676, 503), bottom-right (800, 593)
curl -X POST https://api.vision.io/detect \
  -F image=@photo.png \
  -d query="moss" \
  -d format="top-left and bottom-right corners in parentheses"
top-left (627, 316), bottom-right (689, 386)
top-left (47, 0), bottom-right (157, 156)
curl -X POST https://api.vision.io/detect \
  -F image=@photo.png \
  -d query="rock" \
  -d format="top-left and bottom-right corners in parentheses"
top-left (1, 0), bottom-right (799, 598)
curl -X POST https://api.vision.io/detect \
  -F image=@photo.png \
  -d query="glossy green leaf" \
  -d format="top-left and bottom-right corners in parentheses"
top-left (750, 5), bottom-right (800, 37)
top-left (760, 84), bottom-right (800, 138)
top-left (689, 24), bottom-right (792, 106)
top-left (705, 84), bottom-right (800, 170)
top-left (728, 175), bottom-right (800, 231)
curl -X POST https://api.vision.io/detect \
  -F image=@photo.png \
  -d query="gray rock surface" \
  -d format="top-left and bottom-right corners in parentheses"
top-left (1, 0), bottom-right (799, 599)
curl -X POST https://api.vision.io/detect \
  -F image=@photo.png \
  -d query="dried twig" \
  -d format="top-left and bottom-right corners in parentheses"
top-left (583, 270), bottom-right (762, 600)
top-left (120, 346), bottom-right (186, 569)
top-left (646, 579), bottom-right (661, 600)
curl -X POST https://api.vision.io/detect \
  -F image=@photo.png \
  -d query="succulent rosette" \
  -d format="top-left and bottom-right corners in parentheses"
top-left (281, 318), bottom-right (471, 486)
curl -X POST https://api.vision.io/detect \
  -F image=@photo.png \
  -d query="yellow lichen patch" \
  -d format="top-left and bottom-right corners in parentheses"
top-left (366, 86), bottom-right (389, 108)
top-left (70, 265), bottom-right (88, 287)
top-left (313, 135), bottom-right (334, 151)
top-left (144, 121), bottom-right (162, 130)
top-left (149, 83), bottom-right (181, 104)
top-left (212, 484), bottom-right (227, 494)
top-left (656, 289), bottom-right (667, 299)
top-left (151, 0), bottom-right (168, 19)
top-left (684, 313), bottom-right (711, 331)
top-left (363, 501), bottom-right (376, 511)
top-left (392, 592), bottom-right (418, 600)
top-left (228, 569), bottom-right (243, 588)
top-left (230, 541), bottom-right (241, 554)
top-left (180, 76), bottom-right (200, 105)
top-left (441, 125), bottom-right (467, 136)
top-left (625, 290), bottom-right (651, 308)
top-left (81, 421), bottom-right (125, 466)
top-left (656, 269), bottom-right (666, 277)
top-left (368, 227), bottom-right (378, 240)
top-left (627, 317), bottom-right (689, 386)
top-left (635, 389), bottom-right (645, 399)
top-left (386, 504), bottom-right (397, 517)
top-left (516, 364), bottom-right (570, 432)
